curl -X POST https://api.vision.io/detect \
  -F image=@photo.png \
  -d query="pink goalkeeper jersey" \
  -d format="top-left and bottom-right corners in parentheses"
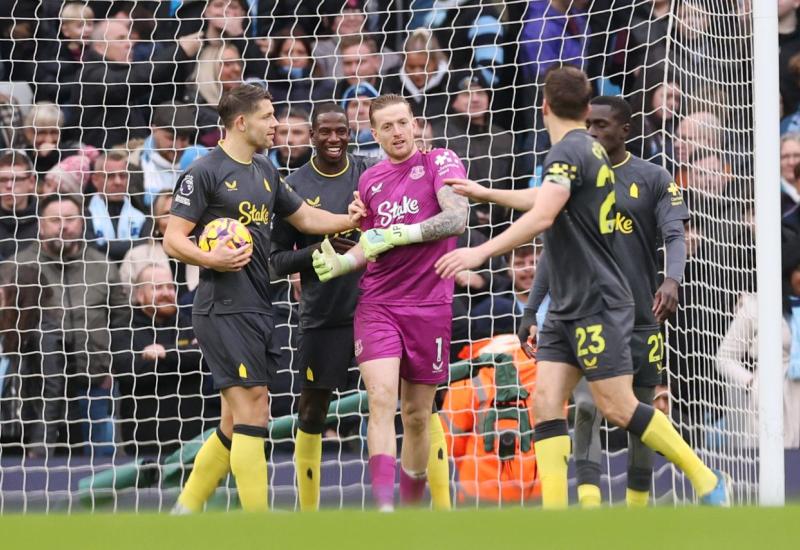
top-left (358, 148), bottom-right (467, 306)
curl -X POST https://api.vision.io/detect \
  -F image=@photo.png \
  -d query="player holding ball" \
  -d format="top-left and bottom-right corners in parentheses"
top-left (164, 84), bottom-right (356, 513)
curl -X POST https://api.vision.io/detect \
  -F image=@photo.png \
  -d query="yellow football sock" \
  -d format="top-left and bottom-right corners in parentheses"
top-left (640, 410), bottom-right (717, 497)
top-left (577, 483), bottom-right (601, 508)
top-left (230, 430), bottom-right (269, 512)
top-left (427, 413), bottom-right (451, 510)
top-left (534, 435), bottom-right (571, 509)
top-left (295, 429), bottom-right (322, 511)
top-left (177, 430), bottom-right (231, 513)
top-left (626, 488), bottom-right (650, 507)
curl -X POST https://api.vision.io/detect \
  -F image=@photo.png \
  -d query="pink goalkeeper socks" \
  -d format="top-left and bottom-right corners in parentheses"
top-left (399, 466), bottom-right (427, 505)
top-left (368, 454), bottom-right (396, 510)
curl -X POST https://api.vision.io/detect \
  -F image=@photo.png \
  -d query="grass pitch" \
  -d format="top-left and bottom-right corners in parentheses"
top-left (5, 506), bottom-right (798, 550)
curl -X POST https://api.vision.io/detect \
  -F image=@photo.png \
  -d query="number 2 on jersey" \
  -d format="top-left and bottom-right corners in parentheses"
top-left (596, 164), bottom-right (617, 235)
top-left (575, 324), bottom-right (606, 357)
top-left (647, 333), bottom-right (664, 364)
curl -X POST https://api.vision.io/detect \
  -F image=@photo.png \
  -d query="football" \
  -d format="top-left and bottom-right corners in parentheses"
top-left (198, 217), bottom-right (252, 252)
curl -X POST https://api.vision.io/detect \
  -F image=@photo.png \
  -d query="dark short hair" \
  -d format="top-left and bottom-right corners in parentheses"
top-left (38, 193), bottom-right (84, 217)
top-left (311, 102), bottom-right (347, 128)
top-left (0, 150), bottom-right (33, 171)
top-left (544, 66), bottom-right (593, 121)
top-left (217, 84), bottom-right (273, 128)
top-left (369, 94), bottom-right (412, 126)
top-left (275, 105), bottom-right (311, 124)
top-left (151, 101), bottom-right (197, 137)
top-left (590, 95), bottom-right (632, 125)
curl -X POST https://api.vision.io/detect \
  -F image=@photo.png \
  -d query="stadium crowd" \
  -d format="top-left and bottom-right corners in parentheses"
top-left (0, 0), bottom-right (797, 504)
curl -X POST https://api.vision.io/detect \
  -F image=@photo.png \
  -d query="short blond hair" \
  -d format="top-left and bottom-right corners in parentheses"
top-left (60, 2), bottom-right (93, 21)
top-left (24, 102), bottom-right (64, 128)
top-left (368, 94), bottom-right (412, 126)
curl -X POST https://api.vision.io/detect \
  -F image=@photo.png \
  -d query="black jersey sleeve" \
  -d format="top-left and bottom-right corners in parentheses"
top-left (274, 177), bottom-right (304, 218)
top-left (170, 164), bottom-right (214, 223)
top-left (269, 216), bottom-right (316, 276)
top-left (653, 170), bottom-right (690, 226)
top-left (542, 139), bottom-right (586, 190)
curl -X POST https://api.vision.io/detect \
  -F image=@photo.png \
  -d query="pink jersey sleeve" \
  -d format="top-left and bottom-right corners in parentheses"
top-left (430, 149), bottom-right (468, 193)
top-left (358, 169), bottom-right (375, 232)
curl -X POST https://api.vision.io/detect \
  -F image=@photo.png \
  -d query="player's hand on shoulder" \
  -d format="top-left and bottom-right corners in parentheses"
top-left (360, 229), bottom-right (394, 262)
top-left (348, 191), bottom-right (367, 226)
top-left (205, 234), bottom-right (253, 272)
top-left (444, 178), bottom-right (489, 202)
top-left (435, 246), bottom-right (489, 279)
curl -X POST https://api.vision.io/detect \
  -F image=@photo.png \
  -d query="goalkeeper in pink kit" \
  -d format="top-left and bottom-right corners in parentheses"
top-left (312, 94), bottom-right (469, 510)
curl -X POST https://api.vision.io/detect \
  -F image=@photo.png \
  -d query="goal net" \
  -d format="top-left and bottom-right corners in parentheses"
top-left (0, 0), bottom-right (762, 511)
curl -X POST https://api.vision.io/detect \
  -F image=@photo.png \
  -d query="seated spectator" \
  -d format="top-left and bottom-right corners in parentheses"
top-left (120, 191), bottom-right (199, 300)
top-left (674, 111), bottom-right (725, 187)
top-left (520, 0), bottom-right (589, 85)
top-left (441, 335), bottom-right (539, 504)
top-left (39, 147), bottom-right (99, 197)
top-left (21, 102), bottom-right (84, 175)
top-left (112, 264), bottom-right (218, 456)
top-left (631, 79), bottom-right (682, 163)
top-left (333, 36), bottom-right (384, 100)
top-left (434, 74), bottom-right (514, 229)
top-left (414, 117), bottom-right (435, 151)
top-left (128, 102), bottom-right (206, 211)
top-left (715, 261), bottom-right (800, 449)
top-left (313, 2), bottom-right (369, 78)
top-left (0, 263), bottom-right (64, 457)
top-left (265, 28), bottom-right (335, 113)
top-left (186, 42), bottom-right (244, 147)
top-left (12, 194), bottom-right (128, 455)
top-left (269, 107), bottom-right (313, 177)
top-left (199, 0), bottom-right (263, 77)
top-left (471, 244), bottom-right (537, 340)
top-left (342, 83), bottom-right (382, 158)
top-left (86, 151), bottom-right (150, 262)
top-left (782, 134), bottom-right (800, 214)
top-left (74, 19), bottom-right (201, 148)
top-left (0, 151), bottom-right (37, 260)
top-left (382, 29), bottom-right (449, 123)
top-left (53, 2), bottom-right (94, 103)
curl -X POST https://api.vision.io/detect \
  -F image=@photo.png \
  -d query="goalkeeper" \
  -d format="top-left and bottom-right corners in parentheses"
top-left (312, 95), bottom-right (469, 511)
top-left (517, 96), bottom-right (690, 507)
top-left (269, 102), bottom-right (452, 511)
top-left (164, 85), bottom-right (355, 513)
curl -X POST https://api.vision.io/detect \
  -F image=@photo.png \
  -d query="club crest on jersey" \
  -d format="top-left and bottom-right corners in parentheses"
top-left (354, 339), bottom-right (363, 357)
top-left (180, 175), bottom-right (194, 196)
top-left (370, 182), bottom-right (384, 195)
top-left (410, 165), bottom-right (425, 180)
top-left (376, 196), bottom-right (420, 227)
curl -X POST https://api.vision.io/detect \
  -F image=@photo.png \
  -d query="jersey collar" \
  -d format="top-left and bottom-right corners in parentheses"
top-left (218, 140), bottom-right (253, 165)
top-left (310, 155), bottom-right (350, 178)
top-left (613, 152), bottom-right (632, 169)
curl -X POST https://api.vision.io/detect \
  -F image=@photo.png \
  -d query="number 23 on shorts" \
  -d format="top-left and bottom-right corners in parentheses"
top-left (575, 324), bottom-right (605, 369)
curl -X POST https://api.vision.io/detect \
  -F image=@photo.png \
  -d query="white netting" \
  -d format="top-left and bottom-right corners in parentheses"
top-left (0, 0), bottom-right (764, 512)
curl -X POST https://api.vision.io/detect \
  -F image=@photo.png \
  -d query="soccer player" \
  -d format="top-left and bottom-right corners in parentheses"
top-left (459, 96), bottom-right (690, 507)
top-left (435, 67), bottom-right (730, 508)
top-left (164, 84), bottom-right (356, 513)
top-left (270, 102), bottom-right (452, 511)
top-left (311, 94), bottom-right (469, 511)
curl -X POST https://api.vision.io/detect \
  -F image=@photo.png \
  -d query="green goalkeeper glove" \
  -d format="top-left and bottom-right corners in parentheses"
top-left (361, 224), bottom-right (423, 261)
top-left (312, 239), bottom-right (357, 282)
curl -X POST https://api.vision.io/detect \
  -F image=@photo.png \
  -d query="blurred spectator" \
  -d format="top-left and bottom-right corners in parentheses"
top-left (382, 29), bottom-right (449, 122)
top-left (39, 148), bottom-right (99, 197)
top-left (630, 79), bottom-right (682, 163)
top-left (186, 42), bottom-right (244, 147)
top-left (21, 102), bottom-right (86, 175)
top-left (520, 0), bottom-right (590, 85)
top-left (471, 245), bottom-right (537, 339)
top-left (12, 195), bottom-right (129, 454)
top-left (269, 107), bottom-right (313, 176)
top-left (341, 83), bottom-right (382, 158)
top-left (74, 20), bottom-right (201, 149)
top-left (715, 261), bottom-right (800, 449)
top-left (781, 0), bottom-right (800, 115)
top-left (333, 36), bottom-right (383, 100)
top-left (435, 74), bottom-right (514, 228)
top-left (0, 151), bottom-right (37, 261)
top-left (674, 111), bottom-right (727, 190)
top-left (314, 2), bottom-right (368, 78)
top-left (119, 192), bottom-right (199, 299)
top-left (414, 117), bottom-right (435, 151)
top-left (782, 134), bottom-right (800, 214)
top-left (409, 0), bottom-right (506, 88)
top-left (265, 28), bottom-right (335, 112)
top-left (128, 102), bottom-right (206, 211)
top-left (199, 0), bottom-right (263, 77)
top-left (86, 151), bottom-right (150, 262)
top-left (442, 336), bottom-right (539, 504)
top-left (112, 264), bottom-right (217, 456)
top-left (107, 1), bottom-right (158, 63)
top-left (0, 263), bottom-right (64, 457)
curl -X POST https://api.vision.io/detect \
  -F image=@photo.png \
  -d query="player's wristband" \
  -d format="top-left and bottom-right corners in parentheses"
top-left (387, 223), bottom-right (423, 246)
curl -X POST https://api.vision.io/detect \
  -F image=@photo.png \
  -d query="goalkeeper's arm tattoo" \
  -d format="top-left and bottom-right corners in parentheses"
top-left (420, 185), bottom-right (469, 241)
